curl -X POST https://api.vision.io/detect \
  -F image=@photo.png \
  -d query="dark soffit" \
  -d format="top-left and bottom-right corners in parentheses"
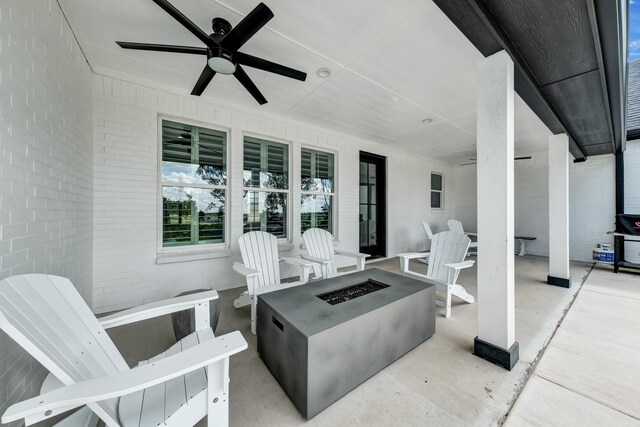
top-left (433, 0), bottom-right (627, 160)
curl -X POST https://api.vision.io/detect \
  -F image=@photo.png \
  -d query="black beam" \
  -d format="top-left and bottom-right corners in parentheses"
top-left (586, 0), bottom-right (617, 155)
top-left (592, 0), bottom-right (627, 154)
top-left (464, 0), bottom-right (587, 161)
top-left (614, 150), bottom-right (624, 272)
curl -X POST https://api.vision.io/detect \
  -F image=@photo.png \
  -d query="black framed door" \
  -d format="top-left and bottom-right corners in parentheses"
top-left (359, 152), bottom-right (386, 258)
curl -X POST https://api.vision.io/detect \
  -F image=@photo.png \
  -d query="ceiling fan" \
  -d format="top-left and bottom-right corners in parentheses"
top-left (458, 156), bottom-right (532, 166)
top-left (116, 1), bottom-right (307, 104)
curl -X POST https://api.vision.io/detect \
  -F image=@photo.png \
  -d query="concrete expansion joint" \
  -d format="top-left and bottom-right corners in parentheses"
top-left (499, 264), bottom-right (594, 425)
top-left (535, 375), bottom-right (640, 422)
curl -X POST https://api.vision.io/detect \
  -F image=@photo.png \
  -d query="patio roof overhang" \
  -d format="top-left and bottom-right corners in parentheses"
top-left (433, 0), bottom-right (628, 161)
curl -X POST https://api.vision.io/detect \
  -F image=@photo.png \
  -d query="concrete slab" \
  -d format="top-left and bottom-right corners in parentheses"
top-left (505, 376), bottom-right (638, 427)
top-left (505, 268), bottom-right (640, 425)
top-left (582, 266), bottom-right (640, 300)
top-left (104, 256), bottom-right (593, 426)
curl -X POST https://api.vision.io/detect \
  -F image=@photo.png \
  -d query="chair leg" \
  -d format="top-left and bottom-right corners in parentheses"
top-left (445, 285), bottom-right (452, 318)
top-left (251, 298), bottom-right (257, 335)
top-left (399, 256), bottom-right (409, 274)
top-left (207, 358), bottom-right (230, 427)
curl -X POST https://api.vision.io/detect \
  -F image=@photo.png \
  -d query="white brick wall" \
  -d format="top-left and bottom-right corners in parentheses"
top-left (623, 140), bottom-right (640, 263)
top-left (569, 154), bottom-right (616, 262)
top-left (453, 148), bottom-right (618, 263)
top-left (0, 0), bottom-right (93, 423)
top-left (92, 75), bottom-right (455, 312)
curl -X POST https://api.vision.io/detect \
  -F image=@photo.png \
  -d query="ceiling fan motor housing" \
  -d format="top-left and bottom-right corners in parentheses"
top-left (211, 17), bottom-right (232, 39)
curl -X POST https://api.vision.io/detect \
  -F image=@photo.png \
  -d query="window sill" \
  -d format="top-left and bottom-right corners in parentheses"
top-left (156, 247), bottom-right (232, 265)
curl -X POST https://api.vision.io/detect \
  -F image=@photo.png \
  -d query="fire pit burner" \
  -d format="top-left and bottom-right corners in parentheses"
top-left (317, 280), bottom-right (388, 305)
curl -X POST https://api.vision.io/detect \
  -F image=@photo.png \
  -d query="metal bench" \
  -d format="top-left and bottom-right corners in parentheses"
top-left (515, 236), bottom-right (536, 256)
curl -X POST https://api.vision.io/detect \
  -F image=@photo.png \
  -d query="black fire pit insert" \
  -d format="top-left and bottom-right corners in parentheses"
top-left (317, 280), bottom-right (389, 305)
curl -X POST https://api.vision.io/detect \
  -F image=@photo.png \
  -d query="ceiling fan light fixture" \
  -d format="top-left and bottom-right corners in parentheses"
top-left (208, 48), bottom-right (236, 74)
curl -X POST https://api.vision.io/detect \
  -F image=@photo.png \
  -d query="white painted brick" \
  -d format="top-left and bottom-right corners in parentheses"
top-left (93, 74), bottom-right (456, 312)
top-left (0, 0), bottom-right (93, 421)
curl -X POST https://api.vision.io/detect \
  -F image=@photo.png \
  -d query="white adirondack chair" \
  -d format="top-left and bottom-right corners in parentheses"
top-left (447, 219), bottom-right (478, 254)
top-left (0, 274), bottom-right (247, 427)
top-left (398, 231), bottom-right (475, 318)
top-left (233, 231), bottom-right (315, 335)
top-left (301, 228), bottom-right (370, 279)
top-left (417, 221), bottom-right (435, 264)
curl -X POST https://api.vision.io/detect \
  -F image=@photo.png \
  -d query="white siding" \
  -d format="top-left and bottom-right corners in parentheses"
top-left (92, 75), bottom-right (455, 312)
top-left (0, 0), bottom-right (93, 423)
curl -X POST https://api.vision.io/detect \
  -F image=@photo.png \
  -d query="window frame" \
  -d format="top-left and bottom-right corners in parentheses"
top-left (157, 116), bottom-right (231, 254)
top-left (300, 145), bottom-right (337, 236)
top-left (241, 133), bottom-right (293, 241)
top-left (430, 171), bottom-right (445, 211)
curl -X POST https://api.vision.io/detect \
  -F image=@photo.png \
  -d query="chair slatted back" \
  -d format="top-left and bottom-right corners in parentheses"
top-left (238, 231), bottom-right (281, 290)
top-left (447, 219), bottom-right (465, 234)
top-left (421, 222), bottom-right (434, 240)
top-left (427, 232), bottom-right (471, 283)
top-left (0, 275), bottom-right (129, 425)
top-left (302, 228), bottom-right (337, 276)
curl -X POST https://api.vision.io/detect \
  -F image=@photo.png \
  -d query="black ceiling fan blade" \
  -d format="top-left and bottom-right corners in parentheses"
top-left (191, 66), bottom-right (216, 96)
top-left (221, 3), bottom-right (274, 51)
top-left (151, 0), bottom-right (216, 48)
top-left (236, 52), bottom-right (307, 81)
top-left (234, 65), bottom-right (267, 105)
top-left (116, 41), bottom-right (208, 55)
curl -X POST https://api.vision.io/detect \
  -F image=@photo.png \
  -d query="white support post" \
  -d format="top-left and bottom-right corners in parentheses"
top-left (474, 50), bottom-right (519, 370)
top-left (547, 134), bottom-right (571, 287)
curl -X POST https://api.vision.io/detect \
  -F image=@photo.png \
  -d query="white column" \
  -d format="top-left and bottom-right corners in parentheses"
top-left (476, 50), bottom-right (516, 356)
top-left (548, 134), bottom-right (571, 286)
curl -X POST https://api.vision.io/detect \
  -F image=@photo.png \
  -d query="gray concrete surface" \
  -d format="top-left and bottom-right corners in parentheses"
top-left (504, 266), bottom-right (640, 426)
top-left (106, 256), bottom-right (593, 426)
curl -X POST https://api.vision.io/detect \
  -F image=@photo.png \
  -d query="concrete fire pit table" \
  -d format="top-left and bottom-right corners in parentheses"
top-left (257, 268), bottom-right (435, 419)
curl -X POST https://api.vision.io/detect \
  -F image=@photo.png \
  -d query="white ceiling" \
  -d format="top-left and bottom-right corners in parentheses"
top-left (59, 0), bottom-right (552, 164)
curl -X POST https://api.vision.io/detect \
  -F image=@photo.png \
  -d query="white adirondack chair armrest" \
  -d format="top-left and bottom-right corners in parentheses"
top-left (397, 252), bottom-right (429, 260)
top-left (99, 290), bottom-right (219, 329)
top-left (233, 262), bottom-right (260, 278)
top-left (444, 260), bottom-right (475, 270)
top-left (299, 254), bottom-right (332, 265)
top-left (334, 250), bottom-right (370, 259)
top-left (465, 232), bottom-right (478, 237)
top-left (2, 331), bottom-right (248, 425)
top-left (280, 257), bottom-right (315, 268)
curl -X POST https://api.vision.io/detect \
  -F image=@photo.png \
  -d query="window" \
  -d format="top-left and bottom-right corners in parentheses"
top-left (430, 172), bottom-right (444, 210)
top-left (301, 148), bottom-right (335, 234)
top-left (161, 120), bottom-right (227, 248)
top-left (243, 136), bottom-right (289, 238)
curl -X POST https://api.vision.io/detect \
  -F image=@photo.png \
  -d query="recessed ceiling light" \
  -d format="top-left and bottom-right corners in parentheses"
top-left (421, 118), bottom-right (434, 125)
top-left (316, 67), bottom-right (332, 78)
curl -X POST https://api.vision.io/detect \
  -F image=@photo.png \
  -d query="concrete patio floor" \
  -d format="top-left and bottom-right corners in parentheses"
top-left (505, 266), bottom-right (640, 426)
top-left (106, 256), bottom-right (593, 426)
